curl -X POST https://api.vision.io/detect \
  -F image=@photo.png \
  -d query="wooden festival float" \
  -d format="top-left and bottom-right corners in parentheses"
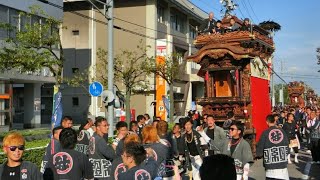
top-left (187, 16), bottom-right (275, 152)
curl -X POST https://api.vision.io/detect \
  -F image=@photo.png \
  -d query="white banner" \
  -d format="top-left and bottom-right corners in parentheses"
top-left (250, 57), bottom-right (269, 80)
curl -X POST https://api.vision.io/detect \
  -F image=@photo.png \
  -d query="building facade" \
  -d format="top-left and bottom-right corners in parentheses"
top-left (0, 0), bottom-right (63, 130)
top-left (62, 0), bottom-right (206, 121)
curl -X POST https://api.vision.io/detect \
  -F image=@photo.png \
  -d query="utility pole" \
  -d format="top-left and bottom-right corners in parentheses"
top-left (87, 0), bottom-right (114, 136)
top-left (271, 71), bottom-right (275, 107)
top-left (107, 0), bottom-right (114, 136)
top-left (280, 60), bottom-right (284, 106)
top-left (271, 57), bottom-right (275, 108)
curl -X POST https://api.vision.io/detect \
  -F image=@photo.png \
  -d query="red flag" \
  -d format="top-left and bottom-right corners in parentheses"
top-left (205, 71), bottom-right (209, 81)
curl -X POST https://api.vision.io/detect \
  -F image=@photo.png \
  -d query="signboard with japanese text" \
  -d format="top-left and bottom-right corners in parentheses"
top-left (156, 39), bottom-right (167, 120)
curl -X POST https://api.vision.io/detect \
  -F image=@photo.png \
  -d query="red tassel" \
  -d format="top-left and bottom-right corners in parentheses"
top-left (235, 69), bottom-right (239, 81)
top-left (205, 71), bottom-right (209, 81)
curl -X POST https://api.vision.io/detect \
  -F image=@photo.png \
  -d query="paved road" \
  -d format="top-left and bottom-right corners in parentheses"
top-left (249, 147), bottom-right (320, 180)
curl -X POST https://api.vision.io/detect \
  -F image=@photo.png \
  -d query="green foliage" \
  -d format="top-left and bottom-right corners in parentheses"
top-left (0, 5), bottom-right (64, 83)
top-left (145, 53), bottom-right (183, 85)
top-left (0, 129), bottom-right (51, 141)
top-left (168, 122), bottom-right (175, 132)
top-left (96, 48), bottom-right (108, 88)
top-left (0, 138), bottom-right (49, 168)
top-left (97, 41), bottom-right (151, 92)
top-left (0, 148), bottom-right (46, 168)
top-left (97, 41), bottom-right (152, 123)
top-left (64, 68), bottom-right (91, 93)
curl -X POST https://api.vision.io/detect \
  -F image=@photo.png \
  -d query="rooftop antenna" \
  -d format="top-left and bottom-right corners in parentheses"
top-left (220, 0), bottom-right (237, 17)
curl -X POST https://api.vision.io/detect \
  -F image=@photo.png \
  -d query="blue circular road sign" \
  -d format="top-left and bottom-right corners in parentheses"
top-left (89, 81), bottom-right (103, 97)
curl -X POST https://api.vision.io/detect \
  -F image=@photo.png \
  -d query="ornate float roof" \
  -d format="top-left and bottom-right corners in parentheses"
top-left (288, 81), bottom-right (305, 95)
top-left (187, 26), bottom-right (275, 63)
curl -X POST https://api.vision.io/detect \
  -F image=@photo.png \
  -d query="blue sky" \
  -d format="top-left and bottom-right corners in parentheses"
top-left (191, 0), bottom-right (320, 93)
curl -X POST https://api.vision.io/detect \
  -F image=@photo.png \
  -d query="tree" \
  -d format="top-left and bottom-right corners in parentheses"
top-left (97, 43), bottom-right (151, 123)
top-left (146, 53), bottom-right (184, 122)
top-left (0, 6), bottom-right (64, 84)
top-left (0, 6), bottom-right (64, 129)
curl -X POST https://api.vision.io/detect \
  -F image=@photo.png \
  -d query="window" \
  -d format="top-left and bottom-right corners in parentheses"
top-left (20, 15), bottom-right (31, 32)
top-left (170, 13), bottom-right (186, 33)
top-left (170, 14), bottom-right (176, 30)
top-left (72, 30), bottom-right (79, 36)
top-left (174, 47), bottom-right (186, 65)
top-left (189, 25), bottom-right (197, 39)
top-left (9, 8), bottom-right (19, 38)
top-left (72, 97), bottom-right (79, 106)
top-left (72, 68), bottom-right (79, 73)
top-left (191, 62), bottom-right (198, 69)
top-left (51, 24), bottom-right (59, 49)
top-left (31, 15), bottom-right (41, 25)
top-left (157, 5), bottom-right (165, 23)
top-left (0, 5), bottom-right (8, 39)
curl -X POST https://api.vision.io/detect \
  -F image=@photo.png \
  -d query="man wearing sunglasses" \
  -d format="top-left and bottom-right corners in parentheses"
top-left (199, 120), bottom-right (253, 180)
top-left (0, 132), bottom-right (42, 180)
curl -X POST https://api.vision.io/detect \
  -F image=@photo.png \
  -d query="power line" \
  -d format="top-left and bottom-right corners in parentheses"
top-left (233, 0), bottom-right (245, 19)
top-left (282, 76), bottom-right (320, 80)
top-left (246, 0), bottom-right (260, 22)
top-left (41, 0), bottom-right (197, 49)
top-left (283, 73), bottom-right (320, 77)
top-left (113, 17), bottom-right (192, 40)
top-left (234, 0), bottom-right (254, 23)
top-left (41, 0), bottom-right (287, 83)
top-left (197, 0), bottom-right (220, 12)
top-left (259, 58), bottom-right (287, 84)
top-left (241, 0), bottom-right (255, 23)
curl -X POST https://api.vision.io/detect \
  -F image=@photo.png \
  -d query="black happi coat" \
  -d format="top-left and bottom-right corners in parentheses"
top-left (257, 126), bottom-right (289, 170)
top-left (88, 133), bottom-right (116, 179)
top-left (44, 149), bottom-right (94, 180)
top-left (41, 138), bottom-right (61, 174)
top-left (0, 161), bottom-right (42, 180)
top-left (75, 130), bottom-right (91, 154)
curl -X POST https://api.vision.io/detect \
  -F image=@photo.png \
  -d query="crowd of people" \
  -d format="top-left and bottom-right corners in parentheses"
top-left (198, 12), bottom-right (251, 35)
top-left (272, 106), bottom-right (320, 165)
top-left (1, 106), bottom-right (320, 180)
